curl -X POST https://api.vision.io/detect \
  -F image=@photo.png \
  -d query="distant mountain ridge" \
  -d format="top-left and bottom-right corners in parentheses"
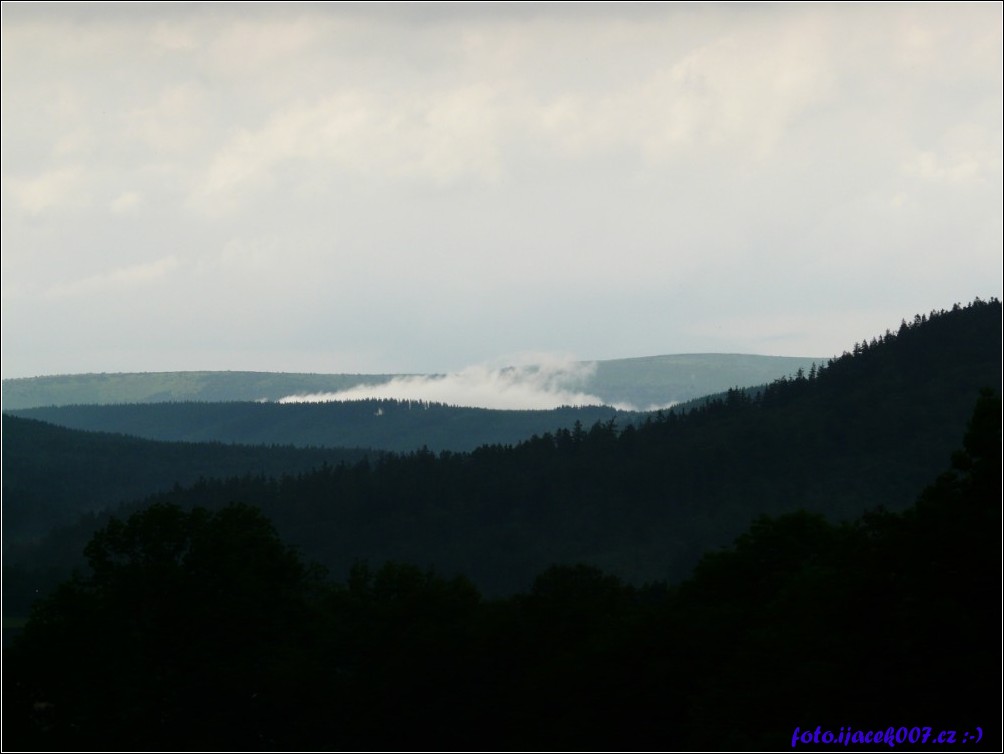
top-left (1, 353), bottom-right (822, 410)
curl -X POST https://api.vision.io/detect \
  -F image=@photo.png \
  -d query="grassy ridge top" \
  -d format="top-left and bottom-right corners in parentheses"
top-left (0, 371), bottom-right (401, 409)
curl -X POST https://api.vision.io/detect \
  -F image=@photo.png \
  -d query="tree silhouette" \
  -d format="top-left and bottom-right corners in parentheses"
top-left (4, 503), bottom-right (317, 750)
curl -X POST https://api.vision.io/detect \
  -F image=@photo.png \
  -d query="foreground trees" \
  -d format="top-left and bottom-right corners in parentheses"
top-left (4, 503), bottom-right (317, 749)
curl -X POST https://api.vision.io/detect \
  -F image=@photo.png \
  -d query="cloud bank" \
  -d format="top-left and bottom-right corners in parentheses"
top-left (279, 358), bottom-right (607, 411)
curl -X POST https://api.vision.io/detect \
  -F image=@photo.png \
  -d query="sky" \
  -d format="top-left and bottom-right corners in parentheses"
top-left (2, 2), bottom-right (1001, 383)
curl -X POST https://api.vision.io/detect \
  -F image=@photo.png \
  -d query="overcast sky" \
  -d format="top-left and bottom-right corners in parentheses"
top-left (2, 2), bottom-right (1001, 381)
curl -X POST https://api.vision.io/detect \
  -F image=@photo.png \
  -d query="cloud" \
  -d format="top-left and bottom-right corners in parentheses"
top-left (109, 191), bottom-right (142, 213)
top-left (184, 8), bottom-right (843, 213)
top-left (4, 167), bottom-right (87, 214)
top-left (45, 256), bottom-right (180, 300)
top-left (279, 357), bottom-right (607, 410)
top-left (126, 83), bottom-right (212, 154)
top-left (534, 14), bottom-right (833, 164)
top-left (206, 16), bottom-right (326, 76)
top-left (190, 84), bottom-right (507, 210)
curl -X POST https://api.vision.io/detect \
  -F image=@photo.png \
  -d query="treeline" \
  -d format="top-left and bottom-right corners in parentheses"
top-left (5, 299), bottom-right (1000, 605)
top-left (4, 389), bottom-right (998, 751)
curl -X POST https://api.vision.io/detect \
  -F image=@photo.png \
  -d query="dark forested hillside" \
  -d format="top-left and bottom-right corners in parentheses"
top-left (6, 401), bottom-right (632, 453)
top-left (6, 299), bottom-right (999, 604)
top-left (141, 300), bottom-right (1004, 590)
top-left (1, 416), bottom-right (370, 546)
top-left (4, 387), bottom-right (998, 751)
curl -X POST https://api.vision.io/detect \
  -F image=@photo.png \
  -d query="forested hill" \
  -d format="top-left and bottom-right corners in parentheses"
top-left (9, 299), bottom-right (999, 599)
top-left (1, 416), bottom-right (371, 546)
top-left (7, 401), bottom-right (636, 453)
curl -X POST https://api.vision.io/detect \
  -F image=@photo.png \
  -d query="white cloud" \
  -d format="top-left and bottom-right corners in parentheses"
top-left (184, 8), bottom-right (846, 212)
top-left (45, 256), bottom-right (180, 300)
top-left (4, 166), bottom-right (86, 214)
top-left (126, 83), bottom-right (212, 154)
top-left (280, 358), bottom-right (606, 410)
top-left (190, 84), bottom-right (509, 210)
top-left (206, 16), bottom-right (326, 77)
top-left (902, 122), bottom-right (1001, 186)
top-left (149, 20), bottom-right (199, 53)
top-left (109, 191), bottom-right (142, 213)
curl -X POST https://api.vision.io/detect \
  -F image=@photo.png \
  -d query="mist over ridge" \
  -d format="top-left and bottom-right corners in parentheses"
top-left (278, 358), bottom-right (619, 411)
top-left (2, 352), bottom-right (825, 412)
